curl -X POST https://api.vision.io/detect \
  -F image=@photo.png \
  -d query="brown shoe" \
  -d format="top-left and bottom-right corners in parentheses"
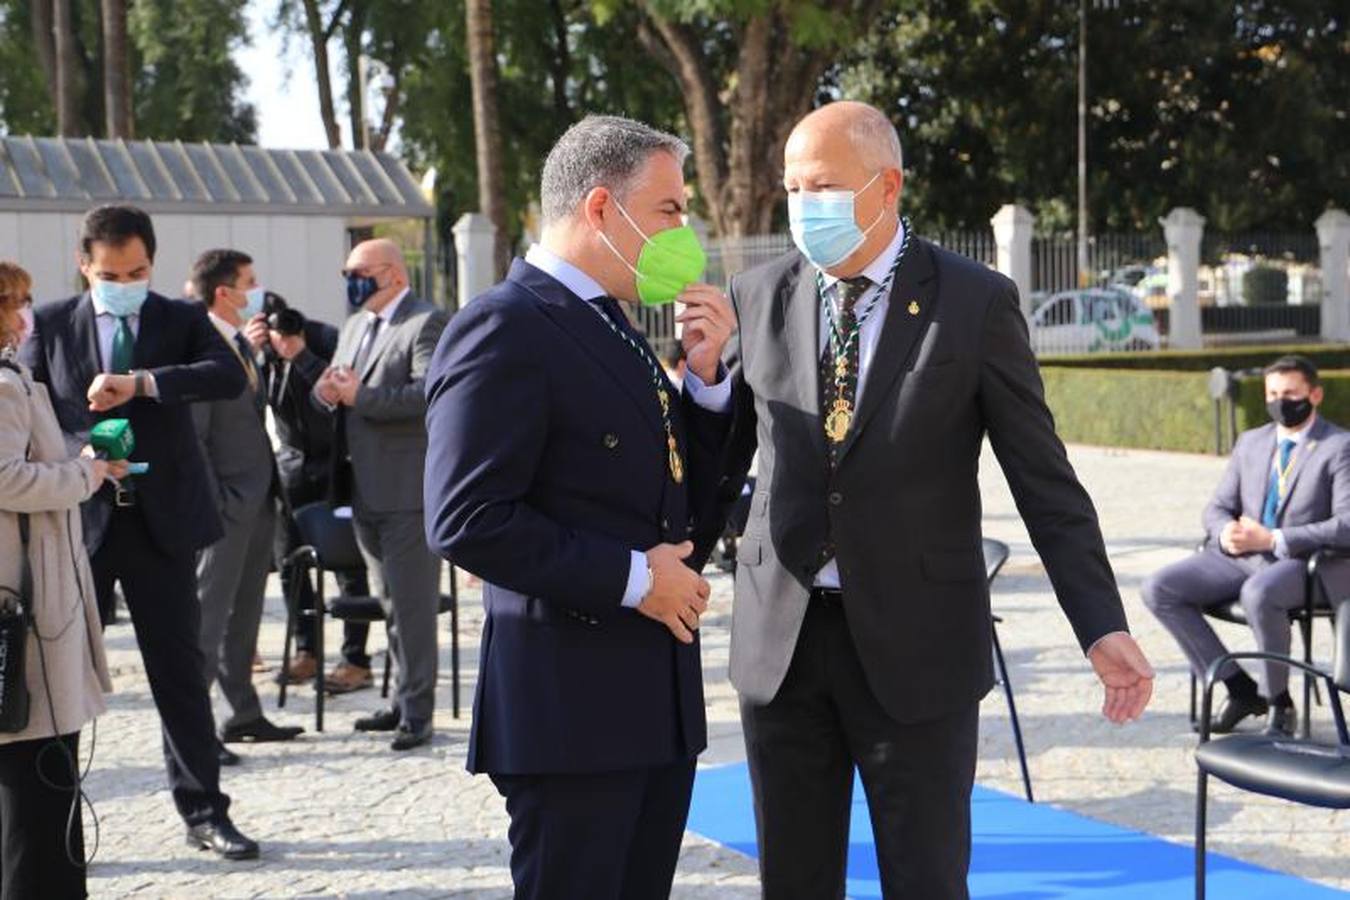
top-left (324, 662), bottom-right (373, 695)
top-left (276, 651), bottom-right (319, 686)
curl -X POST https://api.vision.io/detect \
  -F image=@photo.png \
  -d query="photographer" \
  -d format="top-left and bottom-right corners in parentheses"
top-left (242, 294), bottom-right (373, 692)
top-left (0, 262), bottom-right (118, 898)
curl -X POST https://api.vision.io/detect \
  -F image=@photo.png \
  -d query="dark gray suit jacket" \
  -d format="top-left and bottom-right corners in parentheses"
top-left (329, 293), bottom-right (449, 514)
top-left (713, 238), bottom-right (1129, 724)
top-left (1203, 416), bottom-right (1350, 594)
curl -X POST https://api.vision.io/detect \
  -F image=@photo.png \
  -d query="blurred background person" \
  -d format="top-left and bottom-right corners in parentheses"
top-left (190, 249), bottom-right (304, 755)
top-left (243, 291), bottom-right (374, 692)
top-left (0, 261), bottom-right (118, 898)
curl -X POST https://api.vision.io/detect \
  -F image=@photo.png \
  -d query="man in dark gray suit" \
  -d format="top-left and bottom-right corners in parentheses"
top-left (711, 101), bottom-right (1155, 898)
top-left (315, 238), bottom-right (448, 751)
top-left (1145, 355), bottom-right (1350, 737)
top-left (191, 249), bottom-right (304, 751)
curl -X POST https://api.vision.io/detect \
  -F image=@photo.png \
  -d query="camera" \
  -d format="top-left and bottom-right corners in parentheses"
top-left (264, 292), bottom-right (306, 337)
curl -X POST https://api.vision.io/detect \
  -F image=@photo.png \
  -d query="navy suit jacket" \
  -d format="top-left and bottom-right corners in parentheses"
top-left (424, 259), bottom-right (730, 775)
top-left (21, 291), bottom-right (246, 556)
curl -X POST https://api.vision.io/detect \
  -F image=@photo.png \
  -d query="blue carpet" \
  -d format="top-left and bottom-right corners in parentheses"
top-left (688, 763), bottom-right (1348, 899)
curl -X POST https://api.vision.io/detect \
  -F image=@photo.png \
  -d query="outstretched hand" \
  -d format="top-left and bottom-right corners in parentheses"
top-left (1087, 632), bottom-right (1154, 723)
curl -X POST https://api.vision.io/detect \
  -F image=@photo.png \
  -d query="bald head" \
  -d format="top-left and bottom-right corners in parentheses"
top-left (788, 101), bottom-right (903, 174)
top-left (345, 237), bottom-right (410, 312)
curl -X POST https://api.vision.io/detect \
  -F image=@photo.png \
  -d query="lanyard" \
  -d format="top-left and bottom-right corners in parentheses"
top-left (816, 216), bottom-right (913, 361)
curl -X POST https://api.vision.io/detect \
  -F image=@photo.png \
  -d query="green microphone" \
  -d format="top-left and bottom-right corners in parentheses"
top-left (90, 419), bottom-right (149, 478)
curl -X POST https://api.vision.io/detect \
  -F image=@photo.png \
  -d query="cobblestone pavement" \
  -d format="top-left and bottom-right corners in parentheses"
top-left (82, 443), bottom-right (1348, 897)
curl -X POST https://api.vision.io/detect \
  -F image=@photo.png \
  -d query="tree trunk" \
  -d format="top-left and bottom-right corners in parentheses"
top-left (101, 0), bottom-right (133, 138)
top-left (466, 0), bottom-right (509, 277)
top-left (345, 0), bottom-right (368, 149)
top-left (31, 0), bottom-right (58, 112)
top-left (546, 0), bottom-right (573, 122)
top-left (53, 0), bottom-right (84, 136)
top-left (301, 0), bottom-right (343, 148)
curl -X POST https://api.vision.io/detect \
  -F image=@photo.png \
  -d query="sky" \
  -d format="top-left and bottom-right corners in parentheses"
top-left (238, 1), bottom-right (331, 150)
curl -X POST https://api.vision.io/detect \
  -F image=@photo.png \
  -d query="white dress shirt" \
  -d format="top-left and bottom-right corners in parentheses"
top-left (1269, 414), bottom-right (1315, 559)
top-left (524, 244), bottom-right (730, 608)
top-left (814, 221), bottom-right (906, 589)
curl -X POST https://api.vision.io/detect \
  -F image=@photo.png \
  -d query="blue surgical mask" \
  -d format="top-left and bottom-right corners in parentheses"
top-left (788, 173), bottom-right (886, 269)
top-left (346, 274), bottom-right (379, 309)
top-left (243, 286), bottom-right (266, 319)
top-left (91, 279), bottom-right (150, 318)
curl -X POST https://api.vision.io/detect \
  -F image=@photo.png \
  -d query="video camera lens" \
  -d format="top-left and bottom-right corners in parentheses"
top-left (263, 291), bottom-right (306, 337)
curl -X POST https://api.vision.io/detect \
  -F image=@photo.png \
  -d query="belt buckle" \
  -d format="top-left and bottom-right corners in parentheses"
top-left (113, 483), bottom-right (135, 508)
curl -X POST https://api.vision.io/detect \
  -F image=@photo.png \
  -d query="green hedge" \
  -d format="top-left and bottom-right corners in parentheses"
top-left (1040, 344), bottom-right (1350, 373)
top-left (1040, 367), bottom-right (1218, 453)
top-left (1234, 369), bottom-right (1350, 433)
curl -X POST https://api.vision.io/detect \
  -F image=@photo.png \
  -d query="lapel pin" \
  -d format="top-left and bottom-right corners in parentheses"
top-left (907, 301), bottom-right (920, 316)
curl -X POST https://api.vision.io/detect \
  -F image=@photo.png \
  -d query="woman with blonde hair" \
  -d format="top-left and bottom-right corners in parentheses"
top-left (0, 261), bottom-right (121, 899)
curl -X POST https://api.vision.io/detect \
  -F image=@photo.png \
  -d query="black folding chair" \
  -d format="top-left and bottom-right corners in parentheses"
top-left (277, 501), bottom-right (461, 731)
top-left (982, 538), bottom-right (1034, 803)
top-left (1193, 599), bottom-right (1350, 899)
top-left (1187, 542), bottom-right (1341, 739)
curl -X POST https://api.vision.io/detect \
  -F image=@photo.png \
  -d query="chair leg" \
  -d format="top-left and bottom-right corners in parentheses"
top-left (314, 571), bottom-right (326, 733)
top-left (1190, 672), bottom-right (1198, 727)
top-left (450, 566), bottom-right (461, 720)
top-left (381, 629), bottom-right (392, 699)
top-left (992, 623), bottom-right (1033, 803)
top-left (1195, 770), bottom-right (1209, 900)
top-left (277, 566), bottom-right (297, 710)
top-left (1301, 615), bottom-right (1315, 739)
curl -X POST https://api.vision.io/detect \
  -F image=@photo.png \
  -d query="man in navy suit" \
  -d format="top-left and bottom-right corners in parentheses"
top-left (424, 115), bottom-right (735, 898)
top-left (22, 205), bottom-right (260, 860)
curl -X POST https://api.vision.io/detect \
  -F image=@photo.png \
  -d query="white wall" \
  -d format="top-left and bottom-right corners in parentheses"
top-left (0, 210), bottom-right (352, 327)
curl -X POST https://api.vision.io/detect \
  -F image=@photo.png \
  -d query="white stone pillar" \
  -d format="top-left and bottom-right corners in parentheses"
top-left (1161, 207), bottom-right (1206, 349)
top-left (991, 204), bottom-right (1035, 318)
top-left (1316, 209), bottom-right (1350, 342)
top-left (452, 213), bottom-right (498, 307)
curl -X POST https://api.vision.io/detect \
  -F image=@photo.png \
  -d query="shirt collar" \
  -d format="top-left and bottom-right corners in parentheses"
top-left (208, 310), bottom-right (240, 339)
top-left (525, 244), bottom-right (608, 302)
top-left (374, 287), bottom-right (411, 324)
top-left (820, 218), bottom-right (907, 291)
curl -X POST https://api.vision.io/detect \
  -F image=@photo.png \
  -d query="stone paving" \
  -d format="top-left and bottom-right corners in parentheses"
top-left (81, 442), bottom-right (1349, 897)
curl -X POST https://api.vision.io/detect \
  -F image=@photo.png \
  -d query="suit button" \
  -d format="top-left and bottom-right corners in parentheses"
top-left (602, 433), bottom-right (620, 449)
top-left (662, 517), bottom-right (670, 530)
top-left (828, 492), bottom-right (843, 506)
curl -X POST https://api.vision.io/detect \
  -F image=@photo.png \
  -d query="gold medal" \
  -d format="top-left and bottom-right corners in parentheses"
top-left (667, 435), bottom-right (684, 483)
top-left (825, 398), bottom-right (852, 443)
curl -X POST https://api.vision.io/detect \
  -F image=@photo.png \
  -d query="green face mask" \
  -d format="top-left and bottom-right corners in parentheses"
top-left (600, 198), bottom-right (707, 306)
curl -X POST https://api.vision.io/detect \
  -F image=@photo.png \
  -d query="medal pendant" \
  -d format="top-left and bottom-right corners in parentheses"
top-left (667, 436), bottom-right (684, 483)
top-left (825, 398), bottom-right (852, 443)
top-left (658, 388), bottom-right (670, 415)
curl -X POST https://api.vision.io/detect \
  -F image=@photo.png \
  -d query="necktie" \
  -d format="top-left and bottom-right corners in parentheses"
top-left (819, 276), bottom-right (872, 465)
top-left (109, 315), bottom-right (135, 374)
top-left (352, 315), bottom-right (382, 375)
top-left (233, 333), bottom-right (260, 394)
top-left (1261, 438), bottom-right (1297, 528)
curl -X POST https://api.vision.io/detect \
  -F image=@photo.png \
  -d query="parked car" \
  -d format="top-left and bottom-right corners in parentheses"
top-left (1108, 264), bottom-right (1168, 306)
top-left (1029, 287), bottom-right (1161, 353)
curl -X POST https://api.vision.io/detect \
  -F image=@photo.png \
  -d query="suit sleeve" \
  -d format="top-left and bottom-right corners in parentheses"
top-left (422, 301), bottom-right (630, 613)
top-left (689, 276), bottom-right (760, 568)
top-left (1203, 436), bottom-right (1244, 543)
top-left (354, 309), bottom-right (449, 422)
top-left (1281, 440), bottom-right (1350, 556)
top-left (149, 303), bottom-right (246, 404)
top-left (978, 279), bottom-right (1128, 652)
top-left (0, 376), bottom-right (98, 513)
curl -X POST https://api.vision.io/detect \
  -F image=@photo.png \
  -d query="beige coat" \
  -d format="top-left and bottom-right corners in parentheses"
top-left (0, 352), bottom-right (111, 744)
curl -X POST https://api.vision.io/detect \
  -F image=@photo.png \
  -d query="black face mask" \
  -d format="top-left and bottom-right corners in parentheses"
top-left (1267, 396), bottom-right (1314, 429)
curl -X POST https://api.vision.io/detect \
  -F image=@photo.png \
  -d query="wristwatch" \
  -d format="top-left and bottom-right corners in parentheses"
top-left (133, 369), bottom-right (149, 397)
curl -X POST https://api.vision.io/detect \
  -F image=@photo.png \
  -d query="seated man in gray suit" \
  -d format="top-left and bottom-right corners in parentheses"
top-left (191, 249), bottom-right (304, 754)
top-left (315, 238), bottom-right (449, 751)
top-left (1144, 354), bottom-right (1350, 736)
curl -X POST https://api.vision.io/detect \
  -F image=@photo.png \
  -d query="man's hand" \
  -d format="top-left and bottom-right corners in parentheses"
top-left (269, 329), bottom-right (307, 361)
top-left (243, 314), bottom-right (270, 351)
top-left (1087, 632), bottom-right (1154, 724)
top-left (314, 368), bottom-right (342, 406)
top-left (637, 541), bottom-right (711, 644)
top-left (676, 285), bottom-right (736, 385)
top-left (1222, 517), bottom-right (1276, 555)
top-left (87, 373), bottom-right (136, 411)
top-left (330, 367), bottom-right (360, 406)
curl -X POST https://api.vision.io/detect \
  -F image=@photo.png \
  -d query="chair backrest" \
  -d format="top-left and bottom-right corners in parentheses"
top-left (982, 538), bottom-right (1010, 585)
top-left (292, 501), bottom-right (365, 573)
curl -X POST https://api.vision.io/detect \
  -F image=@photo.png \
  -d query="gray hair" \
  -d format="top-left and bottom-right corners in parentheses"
top-left (540, 115), bottom-right (690, 225)
top-left (849, 106), bottom-right (904, 172)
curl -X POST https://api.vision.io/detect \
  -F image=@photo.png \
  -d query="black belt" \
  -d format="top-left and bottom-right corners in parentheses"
top-left (810, 587), bottom-right (843, 607)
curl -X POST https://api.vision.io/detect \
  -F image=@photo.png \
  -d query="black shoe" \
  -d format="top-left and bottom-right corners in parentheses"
top-left (354, 708), bottom-right (400, 732)
top-left (1265, 704), bottom-right (1298, 738)
top-left (217, 742), bottom-right (241, 767)
top-left (390, 719), bottom-right (433, 751)
top-left (186, 817), bottom-right (259, 861)
top-left (1210, 693), bottom-right (1268, 733)
top-left (220, 717), bottom-right (305, 744)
